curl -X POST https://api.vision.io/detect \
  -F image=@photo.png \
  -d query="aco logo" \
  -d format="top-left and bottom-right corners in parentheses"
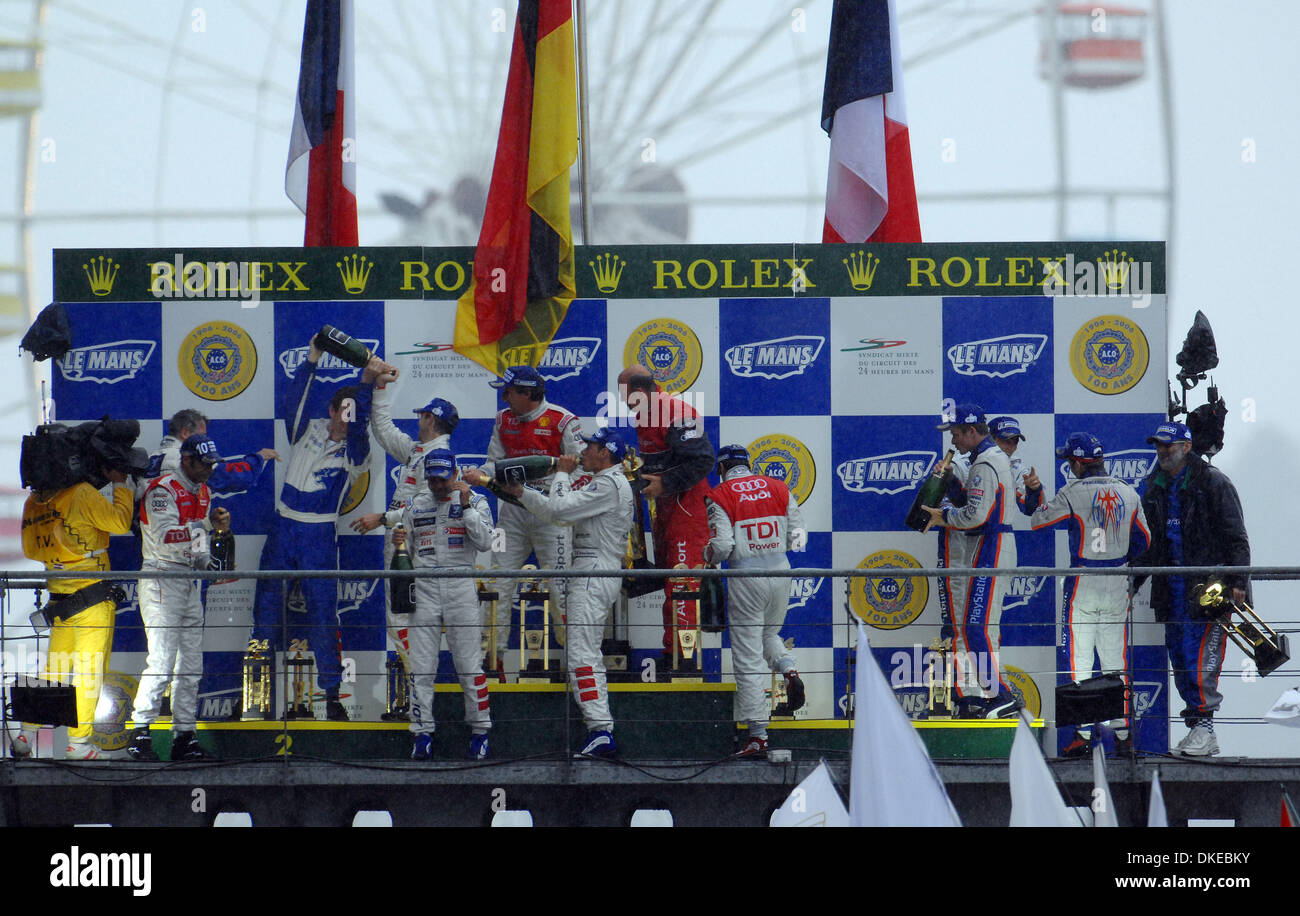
top-left (179, 321), bottom-right (257, 401)
top-left (1002, 665), bottom-right (1041, 719)
top-left (747, 433), bottom-right (815, 505)
top-left (1068, 314), bottom-right (1149, 396)
top-left (624, 318), bottom-right (701, 394)
top-left (847, 550), bottom-right (928, 630)
top-left (89, 671), bottom-right (140, 752)
top-left (341, 469), bottom-right (370, 517)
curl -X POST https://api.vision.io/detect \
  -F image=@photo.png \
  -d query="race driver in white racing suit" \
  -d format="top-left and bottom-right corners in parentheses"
top-left (394, 449), bottom-right (495, 761)
top-left (704, 444), bottom-right (808, 759)
top-left (351, 386), bottom-right (457, 711)
top-left (470, 364), bottom-right (583, 662)
top-left (921, 403), bottom-right (1021, 718)
top-left (127, 434), bottom-right (228, 761)
top-left (1024, 431), bottom-right (1150, 757)
top-left (507, 427), bottom-right (633, 759)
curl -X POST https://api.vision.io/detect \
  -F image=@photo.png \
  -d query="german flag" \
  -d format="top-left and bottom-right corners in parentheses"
top-left (454, 0), bottom-right (576, 376)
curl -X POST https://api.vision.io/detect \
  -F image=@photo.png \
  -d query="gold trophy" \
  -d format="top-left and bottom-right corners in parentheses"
top-left (926, 637), bottom-right (954, 718)
top-left (666, 563), bottom-right (704, 681)
top-left (382, 656), bottom-right (410, 721)
top-left (1193, 579), bottom-right (1290, 676)
top-left (770, 638), bottom-right (801, 716)
top-left (621, 447), bottom-right (662, 600)
top-left (478, 571), bottom-right (505, 682)
top-left (602, 449), bottom-right (645, 675)
top-left (517, 565), bottom-right (559, 683)
top-left (241, 639), bottom-right (273, 721)
top-left (285, 646), bottom-right (316, 719)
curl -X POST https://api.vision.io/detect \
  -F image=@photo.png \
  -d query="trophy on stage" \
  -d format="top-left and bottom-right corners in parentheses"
top-left (905, 449), bottom-right (956, 532)
top-left (383, 656), bottom-right (410, 721)
top-left (926, 636), bottom-right (954, 717)
top-left (242, 639), bottom-right (273, 721)
top-left (666, 563), bottom-right (703, 681)
top-left (621, 447), bottom-right (662, 600)
top-left (478, 572), bottom-right (506, 682)
top-left (517, 565), bottom-right (559, 683)
top-left (1193, 579), bottom-right (1290, 676)
top-left (604, 449), bottom-right (645, 675)
top-left (285, 644), bottom-right (316, 719)
top-left (771, 638), bottom-right (799, 717)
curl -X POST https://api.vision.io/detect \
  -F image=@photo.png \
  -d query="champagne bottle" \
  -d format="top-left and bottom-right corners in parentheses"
top-left (493, 455), bottom-right (557, 485)
top-left (699, 567), bottom-right (728, 633)
top-left (209, 526), bottom-right (236, 571)
top-left (390, 527), bottom-right (415, 615)
top-left (905, 449), bottom-right (956, 532)
top-left (313, 324), bottom-right (374, 369)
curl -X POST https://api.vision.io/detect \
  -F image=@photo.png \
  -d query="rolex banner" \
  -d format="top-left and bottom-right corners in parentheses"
top-left (53, 242), bottom-right (1167, 751)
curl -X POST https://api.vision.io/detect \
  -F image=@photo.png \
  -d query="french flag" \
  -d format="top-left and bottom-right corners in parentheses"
top-left (286, 0), bottom-right (358, 247)
top-left (821, 0), bottom-right (921, 243)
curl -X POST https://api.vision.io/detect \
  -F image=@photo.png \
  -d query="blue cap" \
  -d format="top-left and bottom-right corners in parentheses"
top-left (180, 433), bottom-right (221, 465)
top-left (413, 397), bottom-right (459, 425)
top-left (936, 402), bottom-right (986, 430)
top-left (1056, 432), bottom-right (1104, 459)
top-left (582, 427), bottom-right (626, 461)
top-left (716, 444), bottom-right (750, 468)
top-left (488, 365), bottom-right (544, 390)
top-left (1147, 421), bottom-right (1191, 445)
top-left (423, 448), bottom-right (457, 479)
top-left (989, 416), bottom-right (1026, 442)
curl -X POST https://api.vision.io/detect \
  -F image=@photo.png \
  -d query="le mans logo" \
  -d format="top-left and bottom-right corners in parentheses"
top-left (724, 335), bottom-right (824, 380)
top-left (1069, 314), bottom-right (1149, 395)
top-left (746, 433), bottom-right (815, 505)
top-left (945, 333), bottom-right (1047, 379)
top-left (179, 322), bottom-right (256, 401)
top-left (57, 340), bottom-right (155, 385)
top-left (847, 550), bottom-right (927, 630)
top-left (624, 318), bottom-right (701, 394)
top-left (836, 450), bottom-right (936, 496)
top-left (501, 337), bottom-right (602, 382)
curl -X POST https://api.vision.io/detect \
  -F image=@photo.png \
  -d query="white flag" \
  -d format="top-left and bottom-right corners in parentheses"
top-left (1091, 743), bottom-right (1118, 827)
top-left (770, 761), bottom-right (849, 827)
top-left (1264, 687), bottom-right (1300, 727)
top-left (1009, 714), bottom-right (1081, 827)
top-left (1148, 770), bottom-right (1168, 827)
top-left (848, 622), bottom-right (961, 827)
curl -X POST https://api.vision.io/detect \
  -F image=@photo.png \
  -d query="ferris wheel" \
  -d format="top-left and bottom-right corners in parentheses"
top-left (0, 0), bottom-right (1174, 382)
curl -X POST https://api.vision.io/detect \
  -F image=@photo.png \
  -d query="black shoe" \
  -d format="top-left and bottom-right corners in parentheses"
top-left (956, 698), bottom-right (986, 719)
top-left (170, 730), bottom-right (213, 761)
top-left (285, 702), bottom-right (314, 720)
top-left (985, 692), bottom-right (1024, 719)
top-left (126, 726), bottom-right (159, 762)
top-left (325, 699), bottom-right (349, 722)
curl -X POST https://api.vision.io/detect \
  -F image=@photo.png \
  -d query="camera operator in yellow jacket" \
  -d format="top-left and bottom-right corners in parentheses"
top-left (17, 470), bottom-right (134, 760)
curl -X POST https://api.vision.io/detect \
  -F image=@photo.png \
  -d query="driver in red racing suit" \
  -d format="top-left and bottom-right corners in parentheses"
top-left (617, 364), bottom-right (714, 671)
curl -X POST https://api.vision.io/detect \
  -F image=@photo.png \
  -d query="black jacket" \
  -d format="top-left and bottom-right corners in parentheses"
top-left (1134, 456), bottom-right (1250, 621)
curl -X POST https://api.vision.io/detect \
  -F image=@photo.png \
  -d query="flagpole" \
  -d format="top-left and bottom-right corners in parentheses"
top-left (574, 0), bottom-right (594, 244)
